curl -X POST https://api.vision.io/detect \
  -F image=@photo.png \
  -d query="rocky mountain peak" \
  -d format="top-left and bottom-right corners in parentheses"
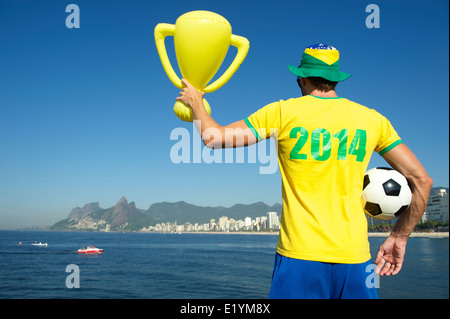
top-left (68, 202), bottom-right (101, 219)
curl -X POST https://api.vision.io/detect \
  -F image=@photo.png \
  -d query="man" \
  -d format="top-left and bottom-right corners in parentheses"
top-left (176, 44), bottom-right (433, 299)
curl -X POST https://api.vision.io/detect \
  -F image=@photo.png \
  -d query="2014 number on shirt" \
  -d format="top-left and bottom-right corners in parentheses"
top-left (289, 127), bottom-right (367, 162)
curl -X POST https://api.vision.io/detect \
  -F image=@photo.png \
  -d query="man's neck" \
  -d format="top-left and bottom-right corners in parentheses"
top-left (308, 89), bottom-right (338, 98)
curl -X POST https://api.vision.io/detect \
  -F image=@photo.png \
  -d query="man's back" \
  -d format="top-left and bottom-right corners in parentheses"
top-left (246, 95), bottom-right (402, 263)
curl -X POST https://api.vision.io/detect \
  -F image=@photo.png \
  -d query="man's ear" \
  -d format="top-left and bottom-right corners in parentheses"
top-left (300, 77), bottom-right (308, 87)
top-left (297, 76), bottom-right (305, 88)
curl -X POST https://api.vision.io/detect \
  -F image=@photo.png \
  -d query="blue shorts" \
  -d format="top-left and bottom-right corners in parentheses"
top-left (269, 253), bottom-right (379, 299)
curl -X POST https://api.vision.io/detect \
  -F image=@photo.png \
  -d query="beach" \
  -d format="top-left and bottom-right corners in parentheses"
top-left (172, 231), bottom-right (449, 238)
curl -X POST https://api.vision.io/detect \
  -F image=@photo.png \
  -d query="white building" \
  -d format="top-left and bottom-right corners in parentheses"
top-left (424, 188), bottom-right (449, 223)
top-left (244, 217), bottom-right (252, 230)
top-left (209, 219), bottom-right (216, 230)
top-left (267, 212), bottom-right (279, 229)
top-left (260, 216), bottom-right (268, 230)
top-left (218, 216), bottom-right (229, 231)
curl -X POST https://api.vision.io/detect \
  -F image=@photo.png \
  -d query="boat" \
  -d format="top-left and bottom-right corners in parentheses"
top-left (31, 242), bottom-right (48, 247)
top-left (77, 245), bottom-right (103, 254)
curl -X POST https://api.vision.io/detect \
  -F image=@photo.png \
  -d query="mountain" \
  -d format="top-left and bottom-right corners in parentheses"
top-left (145, 201), bottom-right (282, 225)
top-left (50, 198), bottom-right (282, 232)
top-left (68, 202), bottom-right (101, 219)
top-left (50, 197), bottom-right (154, 232)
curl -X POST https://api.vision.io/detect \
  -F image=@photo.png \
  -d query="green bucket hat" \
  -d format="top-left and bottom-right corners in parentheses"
top-left (288, 44), bottom-right (351, 82)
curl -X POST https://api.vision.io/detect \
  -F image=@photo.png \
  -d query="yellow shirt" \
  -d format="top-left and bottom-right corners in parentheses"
top-left (245, 95), bottom-right (402, 263)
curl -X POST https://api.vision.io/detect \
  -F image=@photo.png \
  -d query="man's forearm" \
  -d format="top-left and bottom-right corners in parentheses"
top-left (382, 144), bottom-right (433, 238)
top-left (190, 96), bottom-right (224, 148)
top-left (191, 96), bottom-right (220, 132)
top-left (391, 177), bottom-right (432, 238)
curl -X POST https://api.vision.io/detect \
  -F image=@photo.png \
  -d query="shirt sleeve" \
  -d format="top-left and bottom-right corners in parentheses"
top-left (244, 101), bottom-right (281, 141)
top-left (375, 114), bottom-right (403, 155)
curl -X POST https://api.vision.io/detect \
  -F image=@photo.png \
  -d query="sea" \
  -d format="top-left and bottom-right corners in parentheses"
top-left (0, 230), bottom-right (448, 299)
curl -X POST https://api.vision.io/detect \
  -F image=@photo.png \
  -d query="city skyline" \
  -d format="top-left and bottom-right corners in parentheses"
top-left (141, 211), bottom-right (281, 233)
top-left (47, 186), bottom-right (449, 233)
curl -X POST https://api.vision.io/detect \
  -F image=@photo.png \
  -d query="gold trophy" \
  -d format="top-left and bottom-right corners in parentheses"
top-left (155, 10), bottom-right (250, 122)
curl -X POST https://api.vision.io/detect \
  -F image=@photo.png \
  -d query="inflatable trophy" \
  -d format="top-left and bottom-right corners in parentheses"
top-left (154, 11), bottom-right (250, 122)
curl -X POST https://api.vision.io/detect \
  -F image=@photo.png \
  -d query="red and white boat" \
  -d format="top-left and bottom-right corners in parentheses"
top-left (77, 245), bottom-right (103, 254)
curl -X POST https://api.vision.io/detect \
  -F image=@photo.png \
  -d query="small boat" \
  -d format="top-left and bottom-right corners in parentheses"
top-left (77, 245), bottom-right (103, 254)
top-left (31, 242), bottom-right (48, 247)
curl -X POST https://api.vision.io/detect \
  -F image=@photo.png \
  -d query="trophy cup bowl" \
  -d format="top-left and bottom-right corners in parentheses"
top-left (155, 11), bottom-right (249, 122)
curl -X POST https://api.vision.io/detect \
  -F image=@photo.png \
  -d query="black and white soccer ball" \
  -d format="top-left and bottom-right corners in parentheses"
top-left (362, 167), bottom-right (412, 220)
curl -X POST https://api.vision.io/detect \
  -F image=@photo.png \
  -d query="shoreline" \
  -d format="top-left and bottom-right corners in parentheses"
top-left (172, 231), bottom-right (449, 238)
top-left (10, 229), bottom-right (448, 238)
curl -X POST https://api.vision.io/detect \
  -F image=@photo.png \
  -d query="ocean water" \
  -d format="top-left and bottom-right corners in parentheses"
top-left (0, 231), bottom-right (448, 299)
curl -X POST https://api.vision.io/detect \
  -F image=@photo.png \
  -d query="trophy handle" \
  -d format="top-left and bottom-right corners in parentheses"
top-left (203, 34), bottom-right (250, 93)
top-left (154, 23), bottom-right (183, 89)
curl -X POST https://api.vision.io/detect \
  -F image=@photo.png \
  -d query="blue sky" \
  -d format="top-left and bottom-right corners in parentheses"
top-left (0, 0), bottom-right (448, 229)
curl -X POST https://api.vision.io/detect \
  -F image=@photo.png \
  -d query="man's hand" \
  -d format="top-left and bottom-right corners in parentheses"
top-left (174, 78), bottom-right (257, 149)
top-left (377, 143), bottom-right (433, 276)
top-left (374, 234), bottom-right (407, 276)
top-left (176, 79), bottom-right (204, 110)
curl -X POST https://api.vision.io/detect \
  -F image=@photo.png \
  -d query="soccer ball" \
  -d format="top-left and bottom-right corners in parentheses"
top-left (362, 167), bottom-right (412, 220)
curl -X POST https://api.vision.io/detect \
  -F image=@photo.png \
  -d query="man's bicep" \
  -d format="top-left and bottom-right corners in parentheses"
top-left (223, 119), bottom-right (258, 148)
top-left (381, 143), bottom-right (428, 182)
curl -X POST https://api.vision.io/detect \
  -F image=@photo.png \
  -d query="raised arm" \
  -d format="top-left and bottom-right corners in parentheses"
top-left (176, 79), bottom-right (258, 149)
top-left (375, 143), bottom-right (433, 276)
